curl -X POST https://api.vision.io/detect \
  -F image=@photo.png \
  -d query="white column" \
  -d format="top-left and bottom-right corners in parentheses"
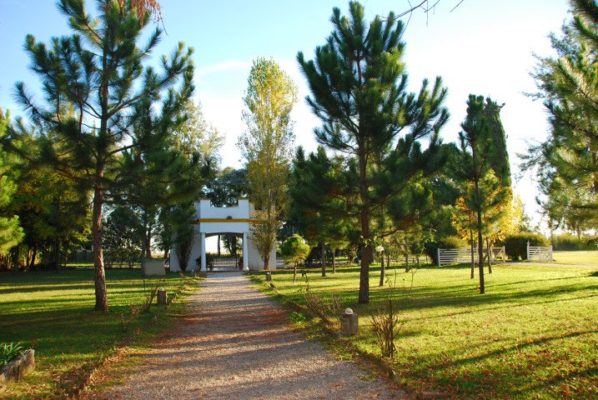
top-left (242, 232), bottom-right (249, 271)
top-left (200, 232), bottom-right (206, 272)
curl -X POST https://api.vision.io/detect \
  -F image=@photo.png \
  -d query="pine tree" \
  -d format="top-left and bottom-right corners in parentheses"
top-left (298, 1), bottom-right (448, 303)
top-left (13, 0), bottom-right (194, 311)
top-left (526, 0), bottom-right (598, 230)
top-left (458, 95), bottom-right (512, 294)
top-left (0, 111), bottom-right (24, 258)
top-left (289, 146), bottom-right (353, 277)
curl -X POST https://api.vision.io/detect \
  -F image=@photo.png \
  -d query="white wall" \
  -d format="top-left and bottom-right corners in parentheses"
top-left (170, 198), bottom-right (277, 272)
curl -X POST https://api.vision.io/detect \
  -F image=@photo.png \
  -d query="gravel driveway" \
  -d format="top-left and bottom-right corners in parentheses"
top-left (99, 272), bottom-right (401, 399)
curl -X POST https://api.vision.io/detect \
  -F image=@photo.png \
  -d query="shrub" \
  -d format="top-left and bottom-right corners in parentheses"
top-left (425, 236), bottom-right (468, 265)
top-left (503, 232), bottom-right (549, 261)
top-left (1, 342), bottom-right (24, 367)
top-left (553, 234), bottom-right (597, 251)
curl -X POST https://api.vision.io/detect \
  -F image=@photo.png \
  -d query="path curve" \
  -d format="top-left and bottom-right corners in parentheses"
top-left (99, 272), bottom-right (401, 399)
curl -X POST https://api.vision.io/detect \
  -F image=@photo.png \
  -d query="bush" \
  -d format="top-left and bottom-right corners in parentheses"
top-left (425, 236), bottom-right (468, 265)
top-left (503, 232), bottom-right (549, 261)
top-left (1, 342), bottom-right (24, 367)
top-left (553, 234), bottom-right (597, 251)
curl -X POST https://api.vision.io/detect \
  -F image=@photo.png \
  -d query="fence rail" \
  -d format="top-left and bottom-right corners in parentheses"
top-left (437, 246), bottom-right (506, 267)
top-left (526, 242), bottom-right (553, 262)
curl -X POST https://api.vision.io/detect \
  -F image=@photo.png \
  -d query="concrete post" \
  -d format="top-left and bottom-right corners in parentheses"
top-left (200, 232), bottom-right (206, 272)
top-left (341, 308), bottom-right (358, 336)
top-left (157, 288), bottom-right (167, 305)
top-left (242, 232), bottom-right (249, 271)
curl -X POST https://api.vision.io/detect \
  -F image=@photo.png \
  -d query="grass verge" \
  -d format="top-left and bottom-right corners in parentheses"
top-left (0, 268), bottom-right (200, 399)
top-left (251, 253), bottom-right (598, 399)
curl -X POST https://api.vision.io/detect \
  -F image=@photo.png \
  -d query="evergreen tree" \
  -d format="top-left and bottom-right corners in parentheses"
top-left (280, 233), bottom-right (311, 283)
top-left (13, 0), bottom-right (194, 311)
top-left (525, 0), bottom-right (597, 230)
top-left (289, 146), bottom-right (353, 277)
top-left (0, 111), bottom-right (24, 258)
top-left (457, 95), bottom-right (512, 294)
top-left (298, 1), bottom-right (448, 303)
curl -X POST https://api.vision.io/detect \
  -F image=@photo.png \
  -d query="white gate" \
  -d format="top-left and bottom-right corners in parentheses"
top-left (437, 246), bottom-right (506, 267)
top-left (526, 242), bottom-right (553, 262)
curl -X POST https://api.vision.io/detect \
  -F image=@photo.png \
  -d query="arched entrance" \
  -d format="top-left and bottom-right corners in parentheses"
top-left (169, 199), bottom-right (276, 272)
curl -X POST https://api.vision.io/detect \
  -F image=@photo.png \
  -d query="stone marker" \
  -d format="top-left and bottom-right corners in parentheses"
top-left (341, 308), bottom-right (358, 336)
top-left (157, 288), bottom-right (168, 305)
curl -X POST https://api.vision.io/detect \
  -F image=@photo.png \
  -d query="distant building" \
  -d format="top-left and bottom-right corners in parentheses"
top-left (169, 199), bottom-right (276, 272)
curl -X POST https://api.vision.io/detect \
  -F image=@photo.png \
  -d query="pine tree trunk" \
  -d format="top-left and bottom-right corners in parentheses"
top-left (470, 229), bottom-right (475, 279)
top-left (217, 234), bottom-right (221, 257)
top-left (320, 241), bottom-right (326, 277)
top-left (379, 251), bottom-right (385, 287)
top-left (92, 183), bottom-right (108, 312)
top-left (293, 263), bottom-right (297, 283)
top-left (358, 149), bottom-right (370, 304)
top-left (476, 209), bottom-right (485, 294)
top-left (331, 248), bottom-right (336, 273)
top-left (486, 238), bottom-right (492, 274)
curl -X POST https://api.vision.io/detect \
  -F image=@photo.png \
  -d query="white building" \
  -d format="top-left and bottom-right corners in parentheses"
top-left (169, 199), bottom-right (276, 272)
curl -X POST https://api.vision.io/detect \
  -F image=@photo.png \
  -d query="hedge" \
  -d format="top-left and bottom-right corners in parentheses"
top-left (503, 232), bottom-right (549, 261)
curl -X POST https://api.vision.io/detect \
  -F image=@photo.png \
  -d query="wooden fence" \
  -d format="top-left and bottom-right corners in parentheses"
top-left (526, 242), bottom-right (553, 262)
top-left (437, 246), bottom-right (506, 267)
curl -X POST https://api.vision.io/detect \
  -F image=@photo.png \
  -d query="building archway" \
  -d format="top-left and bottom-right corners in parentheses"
top-left (169, 199), bottom-right (276, 272)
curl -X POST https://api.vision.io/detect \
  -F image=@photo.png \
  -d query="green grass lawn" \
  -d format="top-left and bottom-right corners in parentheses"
top-left (0, 268), bottom-right (199, 399)
top-left (552, 250), bottom-right (598, 265)
top-left (254, 252), bottom-right (598, 399)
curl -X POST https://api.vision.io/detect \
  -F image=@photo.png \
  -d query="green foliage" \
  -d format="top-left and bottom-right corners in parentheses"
top-left (103, 206), bottom-right (143, 267)
top-left (525, 0), bottom-right (598, 230)
top-left (207, 167), bottom-right (248, 207)
top-left (9, 0), bottom-right (194, 311)
top-left (298, 1), bottom-right (448, 303)
top-left (160, 202), bottom-right (196, 272)
top-left (280, 234), bottom-right (311, 265)
top-left (503, 232), bottom-right (550, 261)
top-left (0, 111), bottom-right (24, 258)
top-left (239, 58), bottom-right (297, 269)
top-left (0, 342), bottom-right (24, 367)
top-left (456, 95), bottom-right (512, 292)
top-left (552, 233), bottom-right (597, 251)
top-left (288, 146), bottom-right (353, 273)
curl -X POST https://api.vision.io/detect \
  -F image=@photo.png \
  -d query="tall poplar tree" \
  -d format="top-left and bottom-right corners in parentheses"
top-left (298, 1), bottom-right (448, 303)
top-left (14, 0), bottom-right (194, 311)
top-left (238, 58), bottom-right (297, 270)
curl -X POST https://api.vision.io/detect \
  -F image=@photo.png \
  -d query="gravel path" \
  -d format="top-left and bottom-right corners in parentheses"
top-left (99, 272), bottom-right (401, 399)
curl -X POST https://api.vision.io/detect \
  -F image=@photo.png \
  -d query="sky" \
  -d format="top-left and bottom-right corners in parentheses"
top-left (0, 0), bottom-right (572, 229)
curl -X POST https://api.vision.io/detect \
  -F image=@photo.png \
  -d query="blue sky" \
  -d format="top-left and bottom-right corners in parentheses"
top-left (0, 0), bottom-right (571, 227)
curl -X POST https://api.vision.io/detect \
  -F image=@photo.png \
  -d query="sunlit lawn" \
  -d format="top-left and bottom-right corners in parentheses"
top-left (0, 267), bottom-right (199, 399)
top-left (254, 251), bottom-right (598, 399)
top-left (552, 250), bottom-right (598, 265)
